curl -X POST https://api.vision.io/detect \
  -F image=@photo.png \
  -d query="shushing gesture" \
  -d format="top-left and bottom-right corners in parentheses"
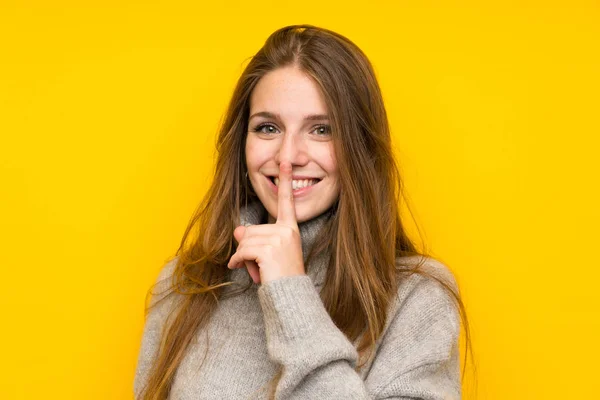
top-left (227, 161), bottom-right (305, 285)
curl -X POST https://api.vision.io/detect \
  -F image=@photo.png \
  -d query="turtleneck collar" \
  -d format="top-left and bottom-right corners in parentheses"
top-left (229, 199), bottom-right (333, 288)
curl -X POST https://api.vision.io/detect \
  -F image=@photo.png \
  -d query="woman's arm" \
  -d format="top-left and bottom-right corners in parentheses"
top-left (133, 259), bottom-right (179, 399)
top-left (257, 270), bottom-right (461, 399)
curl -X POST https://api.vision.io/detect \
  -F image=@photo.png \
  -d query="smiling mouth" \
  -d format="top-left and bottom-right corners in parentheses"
top-left (268, 176), bottom-right (322, 190)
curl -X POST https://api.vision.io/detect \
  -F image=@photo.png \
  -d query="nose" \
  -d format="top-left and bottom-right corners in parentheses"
top-left (274, 131), bottom-right (309, 167)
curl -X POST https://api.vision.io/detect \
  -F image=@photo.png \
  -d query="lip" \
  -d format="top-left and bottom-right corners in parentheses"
top-left (267, 175), bottom-right (322, 180)
top-left (264, 175), bottom-right (321, 198)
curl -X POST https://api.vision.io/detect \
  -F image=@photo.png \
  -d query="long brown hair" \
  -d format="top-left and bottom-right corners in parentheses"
top-left (138, 24), bottom-right (475, 399)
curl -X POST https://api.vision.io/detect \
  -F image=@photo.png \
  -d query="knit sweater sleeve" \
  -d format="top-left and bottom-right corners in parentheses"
top-left (256, 266), bottom-right (462, 399)
top-left (133, 258), bottom-right (180, 400)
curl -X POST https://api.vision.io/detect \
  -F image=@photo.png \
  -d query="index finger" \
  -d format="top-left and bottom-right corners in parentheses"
top-left (276, 161), bottom-right (298, 228)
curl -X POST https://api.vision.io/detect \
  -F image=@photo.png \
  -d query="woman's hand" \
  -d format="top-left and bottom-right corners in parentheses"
top-left (227, 161), bottom-right (305, 285)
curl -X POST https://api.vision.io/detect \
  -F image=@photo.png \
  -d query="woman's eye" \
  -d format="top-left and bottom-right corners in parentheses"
top-left (253, 123), bottom-right (278, 134)
top-left (313, 125), bottom-right (332, 136)
top-left (252, 123), bottom-right (331, 137)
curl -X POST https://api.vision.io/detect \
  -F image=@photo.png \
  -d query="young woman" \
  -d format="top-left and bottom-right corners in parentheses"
top-left (134, 24), bottom-right (473, 400)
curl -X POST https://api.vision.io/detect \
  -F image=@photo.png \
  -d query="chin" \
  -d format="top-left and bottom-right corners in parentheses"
top-left (264, 204), bottom-right (310, 224)
top-left (286, 205), bottom-right (327, 223)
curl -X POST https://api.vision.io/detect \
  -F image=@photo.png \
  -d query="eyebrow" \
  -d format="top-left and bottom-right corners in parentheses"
top-left (249, 111), bottom-right (329, 122)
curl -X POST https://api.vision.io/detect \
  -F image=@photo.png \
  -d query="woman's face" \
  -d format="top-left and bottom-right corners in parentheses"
top-left (245, 66), bottom-right (340, 224)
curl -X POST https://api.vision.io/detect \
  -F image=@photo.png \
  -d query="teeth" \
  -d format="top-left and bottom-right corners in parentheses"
top-left (273, 177), bottom-right (318, 189)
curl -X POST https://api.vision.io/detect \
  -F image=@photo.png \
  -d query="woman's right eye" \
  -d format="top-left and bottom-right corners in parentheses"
top-left (253, 123), bottom-right (279, 135)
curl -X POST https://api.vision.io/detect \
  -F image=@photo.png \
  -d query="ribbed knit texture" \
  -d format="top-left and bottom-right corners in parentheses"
top-left (134, 200), bottom-right (462, 399)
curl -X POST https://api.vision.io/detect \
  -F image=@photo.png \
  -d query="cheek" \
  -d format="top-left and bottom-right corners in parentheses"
top-left (323, 144), bottom-right (338, 175)
top-left (244, 141), bottom-right (253, 169)
top-left (321, 145), bottom-right (340, 196)
top-left (245, 137), bottom-right (268, 170)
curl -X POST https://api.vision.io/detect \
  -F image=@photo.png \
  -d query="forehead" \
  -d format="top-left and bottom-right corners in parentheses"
top-left (249, 67), bottom-right (328, 116)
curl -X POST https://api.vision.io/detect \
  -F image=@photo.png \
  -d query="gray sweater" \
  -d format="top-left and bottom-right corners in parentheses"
top-left (134, 201), bottom-right (461, 399)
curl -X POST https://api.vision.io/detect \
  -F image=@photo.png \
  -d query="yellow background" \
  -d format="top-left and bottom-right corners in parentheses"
top-left (1, 1), bottom-right (598, 399)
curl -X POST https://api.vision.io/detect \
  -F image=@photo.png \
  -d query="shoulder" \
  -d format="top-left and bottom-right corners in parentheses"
top-left (395, 254), bottom-right (459, 299)
top-left (146, 255), bottom-right (182, 314)
top-left (388, 255), bottom-right (461, 335)
top-left (156, 255), bottom-right (179, 284)
top-left (363, 256), bottom-right (462, 393)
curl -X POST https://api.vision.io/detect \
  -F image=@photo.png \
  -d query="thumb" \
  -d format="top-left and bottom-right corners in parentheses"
top-left (233, 225), bottom-right (246, 244)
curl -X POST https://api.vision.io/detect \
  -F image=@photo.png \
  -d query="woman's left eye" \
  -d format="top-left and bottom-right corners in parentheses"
top-left (313, 125), bottom-right (332, 136)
